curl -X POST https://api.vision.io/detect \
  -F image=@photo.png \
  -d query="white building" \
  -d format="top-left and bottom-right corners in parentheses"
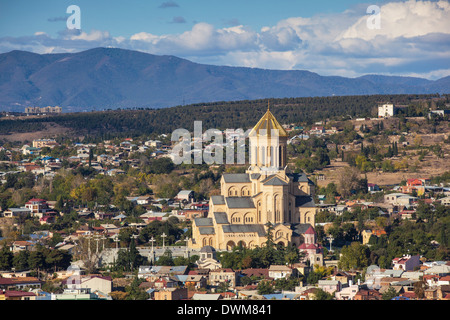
top-left (378, 104), bottom-right (397, 118)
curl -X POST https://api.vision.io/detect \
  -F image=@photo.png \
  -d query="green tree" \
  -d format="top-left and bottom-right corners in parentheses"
top-left (314, 288), bottom-right (334, 300)
top-left (338, 242), bottom-right (370, 271)
top-left (0, 245), bottom-right (13, 270)
top-left (382, 286), bottom-right (398, 300)
top-left (257, 280), bottom-right (274, 295)
top-left (12, 250), bottom-right (29, 271)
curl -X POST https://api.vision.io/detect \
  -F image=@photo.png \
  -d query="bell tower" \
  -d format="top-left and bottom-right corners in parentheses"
top-left (248, 102), bottom-right (288, 172)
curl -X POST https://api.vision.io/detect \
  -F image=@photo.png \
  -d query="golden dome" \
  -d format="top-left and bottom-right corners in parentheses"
top-left (249, 102), bottom-right (288, 137)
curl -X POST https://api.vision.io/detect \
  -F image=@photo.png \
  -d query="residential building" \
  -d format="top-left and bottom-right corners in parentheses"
top-left (318, 280), bottom-right (341, 295)
top-left (79, 276), bottom-right (112, 294)
top-left (32, 139), bottom-right (58, 149)
top-left (0, 290), bottom-right (36, 300)
top-left (268, 265), bottom-right (297, 280)
top-left (353, 288), bottom-right (382, 300)
top-left (10, 241), bottom-right (35, 253)
top-left (335, 282), bottom-right (361, 300)
top-left (2, 207), bottom-right (32, 218)
top-left (392, 255), bottom-right (421, 271)
top-left (209, 268), bottom-right (239, 288)
top-left (176, 190), bottom-right (195, 203)
top-left (378, 103), bottom-right (398, 118)
top-left (154, 287), bottom-right (188, 300)
top-left (0, 277), bottom-right (41, 291)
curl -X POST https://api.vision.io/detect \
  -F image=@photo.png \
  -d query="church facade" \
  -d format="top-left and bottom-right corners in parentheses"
top-left (189, 106), bottom-right (318, 252)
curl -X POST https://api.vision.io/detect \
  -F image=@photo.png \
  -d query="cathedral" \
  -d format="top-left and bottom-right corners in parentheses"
top-left (189, 105), bottom-right (321, 264)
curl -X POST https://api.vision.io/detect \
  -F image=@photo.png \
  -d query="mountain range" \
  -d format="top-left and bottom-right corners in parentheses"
top-left (0, 47), bottom-right (449, 112)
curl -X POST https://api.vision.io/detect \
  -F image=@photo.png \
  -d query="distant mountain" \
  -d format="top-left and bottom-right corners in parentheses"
top-left (0, 47), bottom-right (448, 112)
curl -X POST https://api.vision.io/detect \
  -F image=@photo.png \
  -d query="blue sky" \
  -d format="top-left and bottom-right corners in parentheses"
top-left (0, 0), bottom-right (369, 37)
top-left (1, 0), bottom-right (449, 79)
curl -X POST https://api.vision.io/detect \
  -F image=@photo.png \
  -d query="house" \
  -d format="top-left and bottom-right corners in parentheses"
top-left (440, 196), bottom-right (450, 206)
top-left (424, 264), bottom-right (450, 276)
top-left (79, 276), bottom-right (112, 294)
top-left (240, 268), bottom-right (270, 282)
top-left (0, 290), bottom-right (36, 300)
top-left (126, 195), bottom-right (152, 206)
top-left (367, 183), bottom-right (380, 192)
top-left (154, 287), bottom-right (188, 300)
top-left (176, 274), bottom-right (208, 289)
top-left (401, 178), bottom-right (429, 194)
top-left (0, 277), bottom-right (41, 291)
top-left (353, 288), bottom-right (382, 300)
top-left (24, 198), bottom-right (55, 218)
top-left (209, 268), bottom-right (239, 288)
top-left (32, 139), bottom-right (58, 149)
top-left (2, 207), bottom-right (32, 218)
top-left (334, 282), bottom-right (361, 300)
top-left (192, 293), bottom-right (222, 300)
top-left (318, 280), bottom-right (341, 295)
top-left (10, 241), bottom-right (35, 253)
top-left (176, 190), bottom-right (195, 204)
top-left (268, 265), bottom-right (297, 280)
top-left (392, 255), bottom-right (421, 271)
top-left (384, 193), bottom-right (417, 206)
top-left (309, 126), bottom-right (325, 135)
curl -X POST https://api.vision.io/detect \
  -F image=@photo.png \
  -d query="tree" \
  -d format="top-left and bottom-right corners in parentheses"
top-left (314, 288), bottom-right (334, 300)
top-left (338, 167), bottom-right (362, 197)
top-left (28, 247), bottom-right (46, 278)
top-left (12, 250), bottom-right (29, 271)
top-left (338, 242), bottom-right (370, 271)
top-left (382, 287), bottom-right (398, 300)
top-left (0, 245), bottom-right (13, 270)
top-left (125, 277), bottom-right (150, 300)
top-left (155, 249), bottom-right (174, 266)
top-left (257, 280), bottom-right (274, 295)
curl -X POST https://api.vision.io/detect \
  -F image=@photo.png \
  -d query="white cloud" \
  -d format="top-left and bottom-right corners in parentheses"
top-left (337, 0), bottom-right (450, 41)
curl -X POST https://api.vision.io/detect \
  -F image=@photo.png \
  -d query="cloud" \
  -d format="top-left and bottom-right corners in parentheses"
top-left (1, 0), bottom-right (449, 80)
top-left (170, 16), bottom-right (186, 24)
top-left (47, 16), bottom-right (67, 22)
top-left (158, 1), bottom-right (179, 9)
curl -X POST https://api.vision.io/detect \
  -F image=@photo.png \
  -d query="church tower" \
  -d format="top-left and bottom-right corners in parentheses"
top-left (248, 102), bottom-right (288, 172)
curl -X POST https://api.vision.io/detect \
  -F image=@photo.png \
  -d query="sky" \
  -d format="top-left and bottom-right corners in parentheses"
top-left (0, 0), bottom-right (449, 79)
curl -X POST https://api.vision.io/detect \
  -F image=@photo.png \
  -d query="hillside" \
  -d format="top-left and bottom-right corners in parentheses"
top-left (0, 48), bottom-right (449, 112)
top-left (0, 94), bottom-right (446, 142)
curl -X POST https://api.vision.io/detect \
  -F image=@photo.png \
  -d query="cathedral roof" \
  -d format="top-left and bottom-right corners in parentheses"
top-left (263, 176), bottom-right (288, 186)
top-left (211, 195), bottom-right (226, 205)
top-left (295, 195), bottom-right (315, 208)
top-left (249, 104), bottom-right (288, 138)
top-left (222, 224), bottom-right (266, 236)
top-left (287, 172), bottom-right (313, 183)
top-left (222, 173), bottom-right (251, 183)
top-left (225, 197), bottom-right (255, 209)
top-left (194, 217), bottom-right (213, 226)
top-left (294, 223), bottom-right (314, 235)
top-left (213, 212), bottom-right (229, 224)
